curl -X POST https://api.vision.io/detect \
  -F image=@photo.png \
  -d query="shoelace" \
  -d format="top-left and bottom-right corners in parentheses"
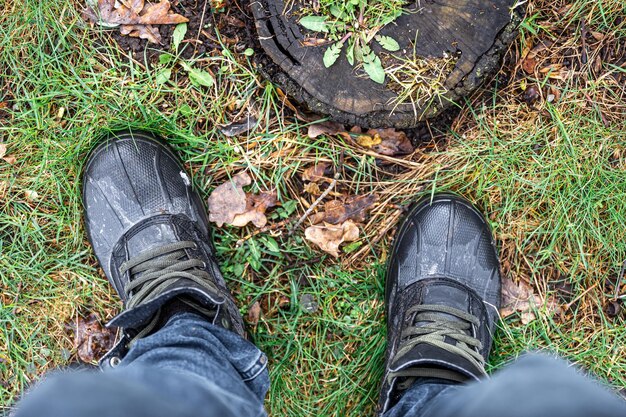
top-left (119, 241), bottom-right (220, 342)
top-left (388, 304), bottom-right (486, 388)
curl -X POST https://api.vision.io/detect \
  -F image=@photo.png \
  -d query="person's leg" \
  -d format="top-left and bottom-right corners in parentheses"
top-left (385, 353), bottom-right (626, 417)
top-left (14, 130), bottom-right (268, 417)
top-left (15, 313), bottom-right (268, 417)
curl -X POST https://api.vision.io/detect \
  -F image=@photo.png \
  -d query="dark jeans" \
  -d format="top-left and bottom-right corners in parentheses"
top-left (14, 313), bottom-right (626, 417)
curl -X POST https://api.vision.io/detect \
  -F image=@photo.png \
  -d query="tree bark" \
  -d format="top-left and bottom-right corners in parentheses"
top-left (249, 0), bottom-right (523, 128)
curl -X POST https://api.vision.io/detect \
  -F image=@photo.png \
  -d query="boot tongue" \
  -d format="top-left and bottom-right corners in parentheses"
top-left (420, 283), bottom-right (470, 325)
top-left (126, 223), bottom-right (179, 258)
top-left (389, 283), bottom-right (485, 383)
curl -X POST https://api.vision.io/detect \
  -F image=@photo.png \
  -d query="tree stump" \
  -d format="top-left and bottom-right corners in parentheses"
top-left (250, 0), bottom-right (523, 128)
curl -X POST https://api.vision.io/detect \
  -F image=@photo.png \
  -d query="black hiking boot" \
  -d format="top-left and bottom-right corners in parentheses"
top-left (378, 194), bottom-right (501, 414)
top-left (82, 130), bottom-right (245, 368)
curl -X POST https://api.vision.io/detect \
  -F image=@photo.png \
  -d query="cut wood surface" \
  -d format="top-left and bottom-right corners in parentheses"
top-left (250, 0), bottom-right (523, 128)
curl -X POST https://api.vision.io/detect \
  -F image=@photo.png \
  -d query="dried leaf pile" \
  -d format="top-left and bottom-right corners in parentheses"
top-left (205, 161), bottom-right (380, 258)
top-left (307, 122), bottom-right (415, 157)
top-left (83, 0), bottom-right (188, 44)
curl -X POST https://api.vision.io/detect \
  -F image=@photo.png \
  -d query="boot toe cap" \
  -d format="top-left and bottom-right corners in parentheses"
top-left (390, 194), bottom-right (501, 307)
top-left (82, 131), bottom-right (207, 277)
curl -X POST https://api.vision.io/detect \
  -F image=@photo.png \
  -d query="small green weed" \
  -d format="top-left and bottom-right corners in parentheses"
top-left (297, 0), bottom-right (407, 83)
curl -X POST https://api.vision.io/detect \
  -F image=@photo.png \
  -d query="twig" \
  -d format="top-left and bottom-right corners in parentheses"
top-left (565, 282), bottom-right (599, 311)
top-left (288, 173), bottom-right (340, 236)
top-left (357, 2), bottom-right (365, 28)
top-left (195, 0), bottom-right (210, 55)
top-left (580, 18), bottom-right (588, 65)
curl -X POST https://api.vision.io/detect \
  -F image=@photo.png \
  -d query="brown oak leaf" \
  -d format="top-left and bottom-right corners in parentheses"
top-left (311, 194), bottom-right (378, 225)
top-left (0, 144), bottom-right (16, 164)
top-left (302, 162), bottom-right (332, 182)
top-left (247, 301), bottom-right (261, 326)
top-left (307, 120), bottom-right (344, 139)
top-left (231, 191), bottom-right (278, 228)
top-left (84, 0), bottom-right (188, 44)
top-left (500, 277), bottom-right (561, 324)
top-left (305, 220), bottom-right (359, 257)
top-left (83, 0), bottom-right (139, 25)
top-left (207, 173), bottom-right (277, 228)
top-left (365, 128), bottom-right (414, 156)
top-left (73, 313), bottom-right (116, 363)
top-left (138, 0), bottom-right (188, 25)
top-left (207, 172), bottom-right (251, 227)
top-left (120, 24), bottom-right (162, 44)
top-left (120, 0), bottom-right (145, 13)
top-left (303, 182), bottom-right (321, 195)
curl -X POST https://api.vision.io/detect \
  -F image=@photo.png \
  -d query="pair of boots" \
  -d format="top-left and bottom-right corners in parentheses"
top-left (83, 130), bottom-right (501, 413)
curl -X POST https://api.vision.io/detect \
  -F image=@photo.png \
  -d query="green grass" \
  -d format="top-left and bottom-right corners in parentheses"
top-left (2, 0), bottom-right (626, 414)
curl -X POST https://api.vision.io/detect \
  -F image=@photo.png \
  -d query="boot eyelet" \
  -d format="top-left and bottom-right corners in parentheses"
top-left (201, 261), bottom-right (207, 269)
top-left (221, 317), bottom-right (230, 329)
top-left (109, 357), bottom-right (121, 368)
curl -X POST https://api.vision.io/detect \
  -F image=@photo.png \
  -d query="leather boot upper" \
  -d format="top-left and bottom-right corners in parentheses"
top-left (378, 194), bottom-right (501, 414)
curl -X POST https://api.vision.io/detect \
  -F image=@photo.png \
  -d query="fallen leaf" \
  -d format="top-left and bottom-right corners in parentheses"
top-left (84, 0), bottom-right (188, 44)
top-left (302, 37), bottom-right (329, 47)
top-left (73, 313), bottom-right (116, 363)
top-left (120, 0), bottom-right (144, 13)
top-left (366, 128), bottom-right (414, 156)
top-left (24, 190), bottom-right (39, 201)
top-left (590, 31), bottom-right (605, 41)
top-left (500, 277), bottom-right (536, 323)
top-left (208, 173), bottom-right (278, 228)
top-left (302, 162), bottom-right (332, 182)
top-left (303, 182), bottom-right (321, 195)
top-left (83, 0), bottom-right (138, 25)
top-left (307, 120), bottom-right (344, 139)
top-left (219, 115), bottom-right (258, 137)
top-left (208, 172), bottom-right (251, 227)
top-left (305, 220), bottom-right (359, 257)
top-left (138, 0), bottom-right (188, 25)
top-left (500, 277), bottom-right (561, 324)
top-left (311, 194), bottom-right (378, 225)
top-left (356, 134), bottom-right (382, 148)
top-left (120, 24), bottom-right (162, 44)
top-left (522, 55), bottom-right (537, 74)
top-left (247, 301), bottom-right (261, 326)
top-left (222, 15), bottom-right (246, 28)
top-left (0, 144), bottom-right (6, 159)
top-left (520, 43), bottom-right (548, 74)
top-left (231, 191), bottom-right (278, 228)
top-left (2, 155), bottom-right (16, 165)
